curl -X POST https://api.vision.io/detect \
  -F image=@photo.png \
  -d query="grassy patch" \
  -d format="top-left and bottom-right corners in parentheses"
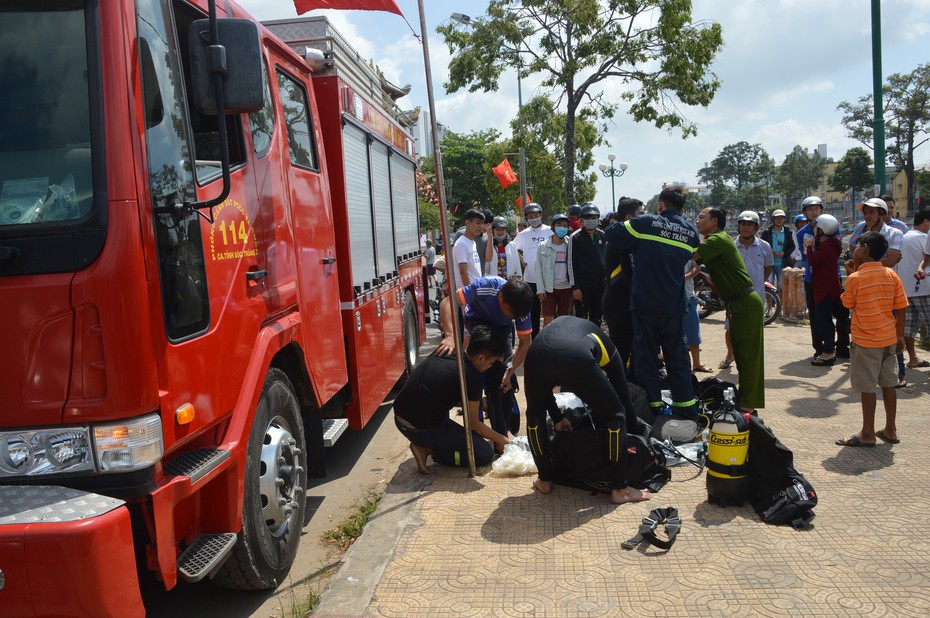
top-left (320, 491), bottom-right (383, 550)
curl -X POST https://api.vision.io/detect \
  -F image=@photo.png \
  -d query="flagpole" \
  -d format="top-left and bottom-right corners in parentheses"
top-left (417, 0), bottom-right (477, 476)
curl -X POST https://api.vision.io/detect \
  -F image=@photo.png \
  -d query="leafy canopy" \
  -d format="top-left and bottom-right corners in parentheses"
top-left (837, 62), bottom-right (930, 211)
top-left (830, 147), bottom-right (873, 196)
top-left (438, 0), bottom-right (723, 204)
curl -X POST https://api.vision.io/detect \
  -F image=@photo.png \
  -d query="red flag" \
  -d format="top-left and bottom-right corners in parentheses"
top-left (515, 193), bottom-right (531, 214)
top-left (492, 158), bottom-right (519, 189)
top-left (294, 0), bottom-right (403, 16)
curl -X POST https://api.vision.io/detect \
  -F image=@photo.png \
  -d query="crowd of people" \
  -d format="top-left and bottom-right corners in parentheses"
top-left (396, 190), bottom-right (930, 502)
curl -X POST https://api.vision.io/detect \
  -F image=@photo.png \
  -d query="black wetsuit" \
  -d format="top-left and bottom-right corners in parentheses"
top-left (524, 316), bottom-right (636, 488)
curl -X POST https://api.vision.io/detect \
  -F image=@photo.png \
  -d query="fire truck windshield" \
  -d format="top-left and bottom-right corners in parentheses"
top-left (0, 3), bottom-right (94, 228)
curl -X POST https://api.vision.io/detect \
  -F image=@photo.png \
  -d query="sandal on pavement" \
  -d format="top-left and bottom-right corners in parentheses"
top-left (718, 357), bottom-right (734, 369)
top-left (811, 357), bottom-right (835, 366)
top-left (692, 365), bottom-right (713, 373)
top-left (895, 379), bottom-right (908, 389)
top-left (907, 359), bottom-right (930, 368)
top-left (876, 429), bottom-right (900, 444)
top-left (835, 435), bottom-right (875, 447)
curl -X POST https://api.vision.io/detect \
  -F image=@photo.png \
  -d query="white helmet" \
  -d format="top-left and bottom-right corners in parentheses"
top-left (737, 210), bottom-right (760, 225)
top-left (863, 197), bottom-right (888, 214)
top-left (772, 209), bottom-right (786, 218)
top-left (815, 214), bottom-right (840, 235)
top-left (801, 196), bottom-right (824, 210)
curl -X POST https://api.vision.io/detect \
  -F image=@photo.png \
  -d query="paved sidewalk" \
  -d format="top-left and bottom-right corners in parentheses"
top-left (315, 317), bottom-right (929, 617)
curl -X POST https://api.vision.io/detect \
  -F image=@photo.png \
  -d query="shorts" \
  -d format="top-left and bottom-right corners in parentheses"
top-left (684, 296), bottom-right (701, 346)
top-left (904, 295), bottom-right (930, 338)
top-left (540, 288), bottom-right (573, 319)
top-left (849, 342), bottom-right (898, 394)
top-left (427, 264), bottom-right (436, 276)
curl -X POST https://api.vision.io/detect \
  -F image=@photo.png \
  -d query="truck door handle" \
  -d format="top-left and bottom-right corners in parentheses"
top-left (322, 257), bottom-right (336, 265)
top-left (246, 269), bottom-right (267, 281)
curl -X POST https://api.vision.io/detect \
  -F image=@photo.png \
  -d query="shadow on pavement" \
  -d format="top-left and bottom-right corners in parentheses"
top-left (821, 443), bottom-right (895, 476)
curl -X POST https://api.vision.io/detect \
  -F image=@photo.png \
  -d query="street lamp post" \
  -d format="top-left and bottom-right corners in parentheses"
top-left (598, 154), bottom-right (628, 210)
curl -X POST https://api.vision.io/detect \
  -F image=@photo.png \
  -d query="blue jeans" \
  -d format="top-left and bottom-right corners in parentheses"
top-left (770, 264), bottom-right (784, 289)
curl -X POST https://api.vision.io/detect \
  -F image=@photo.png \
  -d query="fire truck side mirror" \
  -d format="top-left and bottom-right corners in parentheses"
top-left (188, 18), bottom-right (264, 115)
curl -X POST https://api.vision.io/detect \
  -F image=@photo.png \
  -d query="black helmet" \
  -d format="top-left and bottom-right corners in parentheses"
top-left (580, 203), bottom-right (600, 217)
top-left (568, 204), bottom-right (581, 216)
top-left (550, 213), bottom-right (570, 226)
top-left (524, 203), bottom-right (543, 216)
top-left (491, 216), bottom-right (509, 229)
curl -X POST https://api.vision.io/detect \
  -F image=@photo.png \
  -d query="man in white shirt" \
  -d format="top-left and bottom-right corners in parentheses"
top-left (512, 203), bottom-right (552, 337)
top-left (901, 208), bottom-right (930, 368)
top-left (452, 209), bottom-right (485, 286)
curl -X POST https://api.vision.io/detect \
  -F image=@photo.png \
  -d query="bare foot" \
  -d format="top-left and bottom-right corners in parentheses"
top-left (533, 478), bottom-right (552, 494)
top-left (611, 487), bottom-right (652, 505)
top-left (409, 443), bottom-right (431, 474)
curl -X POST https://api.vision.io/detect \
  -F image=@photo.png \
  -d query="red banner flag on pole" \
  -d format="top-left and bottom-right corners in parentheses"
top-left (515, 193), bottom-right (531, 214)
top-left (294, 0), bottom-right (403, 16)
top-left (492, 159), bottom-right (519, 189)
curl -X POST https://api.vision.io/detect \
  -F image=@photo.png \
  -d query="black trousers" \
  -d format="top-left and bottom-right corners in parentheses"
top-left (527, 281), bottom-right (542, 339)
top-left (573, 280), bottom-right (605, 326)
top-left (632, 310), bottom-right (697, 419)
top-left (465, 318), bottom-right (515, 438)
top-left (805, 282), bottom-right (849, 355)
top-left (603, 284), bottom-right (634, 379)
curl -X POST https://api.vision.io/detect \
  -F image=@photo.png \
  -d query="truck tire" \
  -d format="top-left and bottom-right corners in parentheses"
top-left (402, 291), bottom-right (419, 377)
top-left (212, 368), bottom-right (307, 590)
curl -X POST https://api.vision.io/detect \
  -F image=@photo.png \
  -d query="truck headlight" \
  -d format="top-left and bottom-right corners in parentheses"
top-left (93, 413), bottom-right (163, 472)
top-left (0, 428), bottom-right (95, 477)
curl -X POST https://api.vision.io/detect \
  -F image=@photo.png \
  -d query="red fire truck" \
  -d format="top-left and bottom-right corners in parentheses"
top-left (0, 2), bottom-right (424, 615)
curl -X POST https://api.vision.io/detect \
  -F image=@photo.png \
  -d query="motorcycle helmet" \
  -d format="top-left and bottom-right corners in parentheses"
top-left (568, 204), bottom-right (582, 217)
top-left (580, 203), bottom-right (600, 218)
top-left (801, 196), bottom-right (824, 211)
top-left (737, 211), bottom-right (760, 225)
top-left (815, 214), bottom-right (839, 235)
top-left (523, 203), bottom-right (543, 216)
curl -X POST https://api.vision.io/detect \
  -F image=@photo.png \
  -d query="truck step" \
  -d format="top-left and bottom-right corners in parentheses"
top-left (164, 448), bottom-right (230, 483)
top-left (177, 533), bottom-right (237, 583)
top-left (323, 418), bottom-right (349, 447)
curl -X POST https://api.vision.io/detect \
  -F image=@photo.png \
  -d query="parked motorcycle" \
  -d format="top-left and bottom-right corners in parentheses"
top-left (694, 265), bottom-right (780, 326)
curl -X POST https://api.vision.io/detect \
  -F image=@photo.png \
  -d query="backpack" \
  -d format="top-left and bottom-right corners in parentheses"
top-left (746, 416), bottom-right (817, 529)
top-left (696, 377), bottom-right (739, 412)
top-left (550, 416), bottom-right (671, 494)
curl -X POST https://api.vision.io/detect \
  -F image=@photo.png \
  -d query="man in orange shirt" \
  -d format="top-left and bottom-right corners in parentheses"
top-left (836, 232), bottom-right (908, 447)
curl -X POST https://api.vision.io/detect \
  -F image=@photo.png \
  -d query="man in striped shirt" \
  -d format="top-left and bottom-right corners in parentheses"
top-left (836, 232), bottom-right (908, 448)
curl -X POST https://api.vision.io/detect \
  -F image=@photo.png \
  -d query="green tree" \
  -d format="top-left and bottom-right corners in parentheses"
top-left (837, 63), bottom-right (930, 212)
top-left (697, 141), bottom-right (774, 211)
top-left (773, 146), bottom-right (826, 209)
top-left (439, 0), bottom-right (723, 204)
top-left (437, 129), bottom-right (502, 214)
top-left (829, 147), bottom-right (873, 200)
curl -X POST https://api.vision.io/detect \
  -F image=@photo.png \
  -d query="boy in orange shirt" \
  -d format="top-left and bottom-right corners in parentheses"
top-left (837, 231), bottom-right (908, 447)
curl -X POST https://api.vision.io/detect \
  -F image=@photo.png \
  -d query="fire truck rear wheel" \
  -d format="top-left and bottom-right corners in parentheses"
top-left (212, 368), bottom-right (307, 590)
top-left (403, 291), bottom-right (419, 376)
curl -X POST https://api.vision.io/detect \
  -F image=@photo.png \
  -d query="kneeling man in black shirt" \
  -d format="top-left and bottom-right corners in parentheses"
top-left (393, 325), bottom-right (511, 473)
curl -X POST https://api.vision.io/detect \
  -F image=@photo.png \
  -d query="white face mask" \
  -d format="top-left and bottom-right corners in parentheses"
top-left (493, 232), bottom-right (508, 242)
top-left (583, 219), bottom-right (599, 230)
top-left (527, 217), bottom-right (542, 228)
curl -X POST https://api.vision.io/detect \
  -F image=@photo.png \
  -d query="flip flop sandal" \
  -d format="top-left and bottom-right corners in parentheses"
top-left (835, 435), bottom-right (875, 447)
top-left (907, 360), bottom-right (930, 368)
top-left (895, 379), bottom-right (908, 389)
top-left (718, 358), bottom-right (734, 369)
top-left (692, 365), bottom-right (713, 373)
top-left (876, 429), bottom-right (900, 444)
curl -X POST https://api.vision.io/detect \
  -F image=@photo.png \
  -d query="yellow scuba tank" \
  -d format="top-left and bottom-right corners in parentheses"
top-left (706, 388), bottom-right (751, 506)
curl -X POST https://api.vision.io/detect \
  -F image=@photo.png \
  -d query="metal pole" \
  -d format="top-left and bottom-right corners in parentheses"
top-left (609, 161), bottom-right (616, 209)
top-left (517, 65), bottom-right (528, 215)
top-left (871, 0), bottom-right (886, 195)
top-left (417, 0), bottom-right (477, 476)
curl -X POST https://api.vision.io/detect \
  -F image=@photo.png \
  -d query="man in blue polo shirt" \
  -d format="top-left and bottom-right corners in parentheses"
top-left (606, 186), bottom-right (700, 430)
top-left (437, 276), bottom-right (535, 439)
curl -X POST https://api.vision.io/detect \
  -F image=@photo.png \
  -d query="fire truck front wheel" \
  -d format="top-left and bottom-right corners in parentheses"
top-left (403, 291), bottom-right (420, 376)
top-left (212, 368), bottom-right (307, 590)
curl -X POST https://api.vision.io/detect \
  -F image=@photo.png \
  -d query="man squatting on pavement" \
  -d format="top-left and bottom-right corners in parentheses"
top-left (393, 325), bottom-right (511, 472)
top-left (524, 316), bottom-right (650, 505)
top-left (437, 276), bottom-right (535, 442)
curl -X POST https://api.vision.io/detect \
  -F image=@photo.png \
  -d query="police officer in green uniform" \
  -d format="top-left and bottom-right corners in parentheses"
top-left (694, 207), bottom-right (765, 413)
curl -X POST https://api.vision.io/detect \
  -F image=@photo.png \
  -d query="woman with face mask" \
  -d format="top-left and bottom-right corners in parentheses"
top-left (535, 214), bottom-right (574, 327)
top-left (490, 216), bottom-right (523, 280)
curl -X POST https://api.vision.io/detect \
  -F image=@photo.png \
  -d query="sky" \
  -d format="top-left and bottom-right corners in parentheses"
top-left (238, 0), bottom-right (930, 208)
